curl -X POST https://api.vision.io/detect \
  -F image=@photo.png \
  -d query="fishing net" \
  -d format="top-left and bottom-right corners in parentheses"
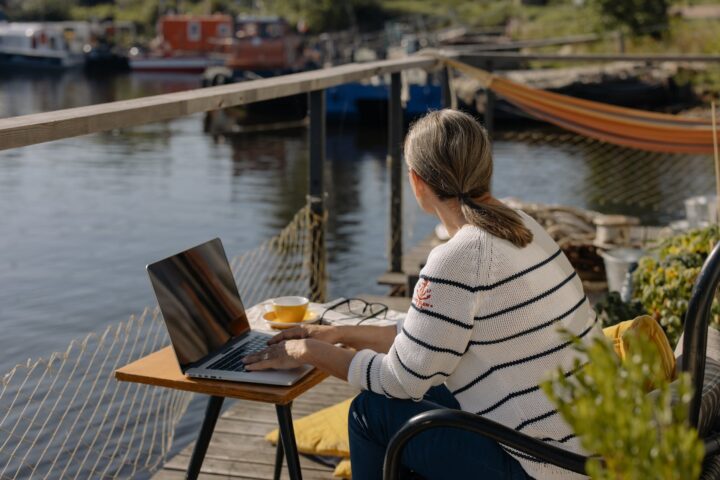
top-left (494, 130), bottom-right (714, 221)
top-left (438, 56), bottom-right (716, 221)
top-left (0, 205), bottom-right (326, 479)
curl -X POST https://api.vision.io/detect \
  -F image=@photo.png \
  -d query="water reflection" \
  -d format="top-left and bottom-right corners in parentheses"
top-left (223, 129), bottom-right (309, 227)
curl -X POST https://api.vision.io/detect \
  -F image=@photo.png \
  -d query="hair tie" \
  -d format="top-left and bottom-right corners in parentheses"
top-left (458, 193), bottom-right (487, 212)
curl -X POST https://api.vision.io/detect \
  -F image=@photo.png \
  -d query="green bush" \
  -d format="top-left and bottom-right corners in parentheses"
top-left (542, 331), bottom-right (703, 480)
top-left (632, 225), bottom-right (720, 345)
top-left (591, 0), bottom-right (669, 38)
top-left (7, 0), bottom-right (71, 21)
top-left (594, 291), bottom-right (646, 328)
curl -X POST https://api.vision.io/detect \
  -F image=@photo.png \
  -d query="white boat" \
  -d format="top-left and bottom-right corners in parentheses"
top-left (0, 22), bottom-right (84, 69)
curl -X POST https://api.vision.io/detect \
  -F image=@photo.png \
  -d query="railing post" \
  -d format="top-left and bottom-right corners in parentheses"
top-left (485, 60), bottom-right (496, 138)
top-left (388, 72), bottom-right (404, 274)
top-left (308, 89), bottom-right (326, 303)
top-left (440, 67), bottom-right (452, 108)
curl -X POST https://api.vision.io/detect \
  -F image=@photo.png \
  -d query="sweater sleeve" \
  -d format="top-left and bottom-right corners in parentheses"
top-left (347, 246), bottom-right (478, 400)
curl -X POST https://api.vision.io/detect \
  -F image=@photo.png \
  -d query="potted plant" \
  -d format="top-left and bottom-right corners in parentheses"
top-left (543, 331), bottom-right (703, 479)
top-left (631, 225), bottom-right (720, 345)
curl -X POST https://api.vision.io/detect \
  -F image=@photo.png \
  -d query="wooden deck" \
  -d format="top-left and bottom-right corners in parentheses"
top-left (377, 232), bottom-right (443, 294)
top-left (153, 377), bottom-right (358, 480)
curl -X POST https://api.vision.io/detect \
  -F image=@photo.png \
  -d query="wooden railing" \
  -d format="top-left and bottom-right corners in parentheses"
top-left (456, 51), bottom-right (720, 63)
top-left (0, 56), bottom-right (438, 151)
top-left (0, 55), bottom-right (445, 298)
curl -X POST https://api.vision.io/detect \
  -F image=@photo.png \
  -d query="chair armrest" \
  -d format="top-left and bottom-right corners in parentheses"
top-left (705, 432), bottom-right (720, 457)
top-left (683, 241), bottom-right (720, 428)
top-left (383, 409), bottom-right (588, 480)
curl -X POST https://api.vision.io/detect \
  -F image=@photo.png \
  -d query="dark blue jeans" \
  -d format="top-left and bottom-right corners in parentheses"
top-left (348, 386), bottom-right (529, 480)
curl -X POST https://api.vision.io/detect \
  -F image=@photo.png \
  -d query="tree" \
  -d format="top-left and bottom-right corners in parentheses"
top-left (16, 0), bottom-right (71, 21)
top-left (266, 0), bottom-right (385, 33)
top-left (593, 0), bottom-right (669, 38)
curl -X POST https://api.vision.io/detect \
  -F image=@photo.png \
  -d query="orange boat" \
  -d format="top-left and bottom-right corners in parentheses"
top-left (129, 14), bottom-right (231, 73)
top-left (219, 16), bottom-right (313, 76)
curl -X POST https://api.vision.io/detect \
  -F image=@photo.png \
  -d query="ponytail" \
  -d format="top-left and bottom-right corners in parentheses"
top-left (459, 197), bottom-right (533, 248)
top-left (405, 109), bottom-right (534, 248)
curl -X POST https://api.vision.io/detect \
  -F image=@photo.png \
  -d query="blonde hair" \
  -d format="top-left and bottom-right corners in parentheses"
top-left (404, 109), bottom-right (533, 248)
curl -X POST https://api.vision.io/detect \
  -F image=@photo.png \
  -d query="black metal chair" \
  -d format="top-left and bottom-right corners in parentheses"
top-left (383, 242), bottom-right (720, 480)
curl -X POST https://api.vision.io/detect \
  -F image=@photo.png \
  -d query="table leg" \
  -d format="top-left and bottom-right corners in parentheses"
top-left (273, 436), bottom-right (284, 480)
top-left (275, 402), bottom-right (303, 480)
top-left (186, 395), bottom-right (224, 480)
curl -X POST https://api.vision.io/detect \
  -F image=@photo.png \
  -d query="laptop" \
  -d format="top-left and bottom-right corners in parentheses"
top-left (146, 237), bottom-right (314, 386)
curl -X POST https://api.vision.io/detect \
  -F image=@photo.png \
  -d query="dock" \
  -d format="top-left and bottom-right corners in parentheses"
top-left (154, 377), bottom-right (358, 480)
top-left (372, 219), bottom-right (634, 306)
top-left (377, 232), bottom-right (443, 296)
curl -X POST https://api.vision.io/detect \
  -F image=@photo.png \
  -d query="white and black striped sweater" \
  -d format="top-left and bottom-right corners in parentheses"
top-left (347, 210), bottom-right (602, 480)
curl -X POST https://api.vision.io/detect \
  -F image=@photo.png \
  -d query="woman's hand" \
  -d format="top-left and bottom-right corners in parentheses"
top-left (244, 338), bottom-right (355, 380)
top-left (242, 340), bottom-right (307, 371)
top-left (267, 324), bottom-right (340, 345)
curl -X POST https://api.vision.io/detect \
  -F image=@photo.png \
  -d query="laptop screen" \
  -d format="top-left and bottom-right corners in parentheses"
top-left (147, 238), bottom-right (250, 371)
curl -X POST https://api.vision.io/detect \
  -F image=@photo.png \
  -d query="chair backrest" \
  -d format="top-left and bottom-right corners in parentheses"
top-left (681, 241), bottom-right (720, 427)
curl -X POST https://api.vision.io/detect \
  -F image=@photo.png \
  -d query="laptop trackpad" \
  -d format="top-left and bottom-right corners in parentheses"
top-left (189, 364), bottom-right (313, 386)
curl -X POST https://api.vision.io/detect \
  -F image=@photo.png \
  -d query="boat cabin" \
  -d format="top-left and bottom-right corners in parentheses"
top-left (225, 16), bottom-right (304, 73)
top-left (157, 14), bottom-right (232, 54)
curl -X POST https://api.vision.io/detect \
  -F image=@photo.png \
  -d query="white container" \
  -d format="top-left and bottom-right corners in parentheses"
top-left (593, 214), bottom-right (640, 248)
top-left (600, 248), bottom-right (645, 294)
top-left (685, 195), bottom-right (718, 228)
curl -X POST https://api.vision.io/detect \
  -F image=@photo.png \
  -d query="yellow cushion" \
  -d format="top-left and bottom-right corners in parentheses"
top-left (265, 397), bottom-right (353, 458)
top-left (333, 459), bottom-right (352, 478)
top-left (602, 315), bottom-right (676, 381)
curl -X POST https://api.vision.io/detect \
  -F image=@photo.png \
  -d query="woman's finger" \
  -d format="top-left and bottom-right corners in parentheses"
top-left (242, 348), bottom-right (270, 364)
top-left (267, 328), bottom-right (301, 345)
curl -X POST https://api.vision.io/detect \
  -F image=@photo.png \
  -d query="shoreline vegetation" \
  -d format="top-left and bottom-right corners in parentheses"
top-left (3, 0), bottom-right (718, 42)
top-left (2, 0), bottom-right (720, 98)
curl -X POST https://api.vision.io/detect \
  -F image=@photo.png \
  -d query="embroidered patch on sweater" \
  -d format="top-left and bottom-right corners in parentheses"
top-left (413, 278), bottom-right (433, 308)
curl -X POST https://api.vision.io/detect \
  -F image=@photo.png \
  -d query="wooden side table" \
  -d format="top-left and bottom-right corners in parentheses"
top-left (115, 346), bottom-right (328, 480)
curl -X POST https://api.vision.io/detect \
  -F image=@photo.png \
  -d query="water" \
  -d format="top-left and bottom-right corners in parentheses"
top-left (0, 69), bottom-right (710, 470)
top-left (0, 71), bottom-right (427, 371)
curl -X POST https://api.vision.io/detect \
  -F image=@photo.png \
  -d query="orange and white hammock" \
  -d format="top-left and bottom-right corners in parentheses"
top-left (443, 57), bottom-right (717, 154)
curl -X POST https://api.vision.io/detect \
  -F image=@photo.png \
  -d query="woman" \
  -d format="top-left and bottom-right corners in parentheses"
top-left (243, 109), bottom-right (602, 479)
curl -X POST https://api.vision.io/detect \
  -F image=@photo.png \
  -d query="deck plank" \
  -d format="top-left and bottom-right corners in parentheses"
top-left (377, 232), bottom-right (442, 289)
top-left (154, 377), bottom-right (356, 480)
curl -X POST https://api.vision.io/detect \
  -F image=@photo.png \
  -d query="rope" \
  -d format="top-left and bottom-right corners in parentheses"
top-left (0, 204), bottom-right (325, 478)
top-left (495, 131), bottom-right (714, 217)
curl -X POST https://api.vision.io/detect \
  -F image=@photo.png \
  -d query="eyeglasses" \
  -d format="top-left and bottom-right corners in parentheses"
top-left (319, 298), bottom-right (389, 325)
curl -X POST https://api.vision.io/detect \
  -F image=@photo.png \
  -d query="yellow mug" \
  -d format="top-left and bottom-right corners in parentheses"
top-left (270, 296), bottom-right (309, 323)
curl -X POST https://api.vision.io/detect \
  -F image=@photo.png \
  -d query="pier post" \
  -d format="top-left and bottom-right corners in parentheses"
top-left (308, 89), bottom-right (327, 303)
top-left (440, 67), bottom-right (453, 108)
top-left (485, 61), bottom-right (496, 138)
top-left (388, 72), bottom-right (404, 274)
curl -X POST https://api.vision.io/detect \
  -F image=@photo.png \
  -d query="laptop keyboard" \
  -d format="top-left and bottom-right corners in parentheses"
top-left (206, 336), bottom-right (268, 372)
